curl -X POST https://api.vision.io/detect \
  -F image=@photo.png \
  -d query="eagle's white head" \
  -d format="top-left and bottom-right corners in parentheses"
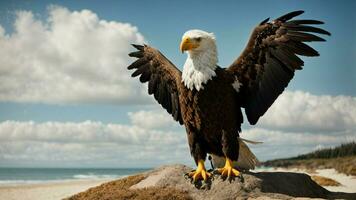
top-left (180, 29), bottom-right (218, 91)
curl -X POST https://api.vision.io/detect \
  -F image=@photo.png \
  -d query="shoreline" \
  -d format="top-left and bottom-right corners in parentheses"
top-left (0, 178), bottom-right (114, 188)
top-left (0, 178), bottom-right (114, 200)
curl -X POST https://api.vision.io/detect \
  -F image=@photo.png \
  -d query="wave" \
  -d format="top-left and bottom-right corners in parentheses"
top-left (0, 179), bottom-right (73, 186)
top-left (0, 174), bottom-right (126, 186)
top-left (73, 174), bottom-right (121, 179)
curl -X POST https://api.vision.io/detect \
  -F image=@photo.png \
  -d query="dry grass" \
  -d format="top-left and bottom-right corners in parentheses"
top-left (311, 175), bottom-right (341, 186)
top-left (65, 174), bottom-right (192, 200)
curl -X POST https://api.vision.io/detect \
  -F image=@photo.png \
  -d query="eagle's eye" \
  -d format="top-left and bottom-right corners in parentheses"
top-left (195, 37), bottom-right (202, 42)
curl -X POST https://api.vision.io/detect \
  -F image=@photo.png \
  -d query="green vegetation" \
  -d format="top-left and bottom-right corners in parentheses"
top-left (292, 142), bottom-right (356, 160)
top-left (262, 142), bottom-right (356, 175)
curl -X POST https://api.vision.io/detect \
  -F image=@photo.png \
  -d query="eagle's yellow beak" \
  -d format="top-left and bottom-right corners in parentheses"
top-left (180, 36), bottom-right (199, 53)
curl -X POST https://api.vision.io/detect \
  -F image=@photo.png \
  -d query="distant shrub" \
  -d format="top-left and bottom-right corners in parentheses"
top-left (262, 142), bottom-right (356, 175)
top-left (294, 142), bottom-right (356, 159)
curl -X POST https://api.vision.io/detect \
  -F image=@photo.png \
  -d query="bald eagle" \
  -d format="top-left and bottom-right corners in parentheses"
top-left (127, 11), bottom-right (329, 183)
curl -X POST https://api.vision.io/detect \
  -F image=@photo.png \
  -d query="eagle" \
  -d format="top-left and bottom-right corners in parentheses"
top-left (127, 11), bottom-right (329, 183)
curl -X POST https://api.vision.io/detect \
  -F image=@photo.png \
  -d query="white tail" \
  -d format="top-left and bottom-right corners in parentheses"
top-left (210, 137), bottom-right (261, 170)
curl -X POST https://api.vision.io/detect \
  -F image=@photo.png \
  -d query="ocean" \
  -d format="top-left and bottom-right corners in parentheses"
top-left (0, 168), bottom-right (149, 186)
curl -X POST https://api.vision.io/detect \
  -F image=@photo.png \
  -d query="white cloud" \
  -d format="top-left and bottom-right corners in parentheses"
top-left (255, 91), bottom-right (356, 133)
top-left (241, 91), bottom-right (356, 159)
top-left (128, 109), bottom-right (179, 130)
top-left (0, 120), bottom-right (179, 144)
top-left (0, 119), bottom-right (190, 167)
top-left (240, 128), bottom-right (356, 160)
top-left (1, 118), bottom-right (354, 167)
top-left (0, 6), bottom-right (151, 105)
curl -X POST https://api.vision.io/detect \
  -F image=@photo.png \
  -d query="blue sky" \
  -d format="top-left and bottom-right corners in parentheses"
top-left (0, 0), bottom-right (355, 168)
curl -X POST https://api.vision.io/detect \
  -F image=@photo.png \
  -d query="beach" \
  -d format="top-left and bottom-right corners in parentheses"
top-left (0, 179), bottom-right (112, 200)
top-left (316, 168), bottom-right (356, 193)
top-left (0, 167), bottom-right (354, 200)
top-left (0, 167), bottom-right (148, 200)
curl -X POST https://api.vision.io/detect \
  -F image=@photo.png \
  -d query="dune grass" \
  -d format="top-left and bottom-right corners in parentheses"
top-left (311, 175), bottom-right (341, 186)
top-left (262, 142), bottom-right (356, 175)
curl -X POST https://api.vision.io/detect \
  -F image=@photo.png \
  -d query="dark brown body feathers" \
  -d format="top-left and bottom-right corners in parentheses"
top-left (178, 67), bottom-right (243, 162)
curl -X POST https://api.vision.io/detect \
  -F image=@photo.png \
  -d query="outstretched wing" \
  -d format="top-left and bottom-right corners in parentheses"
top-left (128, 44), bottom-right (183, 124)
top-left (227, 11), bottom-right (330, 125)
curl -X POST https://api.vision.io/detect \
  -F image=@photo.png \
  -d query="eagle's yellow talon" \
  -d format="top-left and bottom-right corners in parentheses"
top-left (186, 160), bottom-right (211, 182)
top-left (201, 169), bottom-right (206, 180)
top-left (232, 168), bottom-right (240, 176)
top-left (188, 171), bottom-right (196, 177)
top-left (216, 157), bottom-right (240, 178)
top-left (222, 169), bottom-right (228, 177)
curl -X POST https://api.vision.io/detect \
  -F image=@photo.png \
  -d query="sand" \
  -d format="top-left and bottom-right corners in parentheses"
top-left (316, 168), bottom-right (356, 193)
top-left (0, 179), bottom-right (112, 200)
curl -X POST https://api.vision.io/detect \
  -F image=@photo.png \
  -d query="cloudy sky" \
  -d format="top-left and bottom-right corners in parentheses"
top-left (0, 0), bottom-right (355, 168)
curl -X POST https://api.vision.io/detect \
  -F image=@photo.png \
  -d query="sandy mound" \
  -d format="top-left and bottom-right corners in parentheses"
top-left (66, 164), bottom-right (356, 200)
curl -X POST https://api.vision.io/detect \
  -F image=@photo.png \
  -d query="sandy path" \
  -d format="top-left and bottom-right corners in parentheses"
top-left (0, 179), bottom-right (112, 200)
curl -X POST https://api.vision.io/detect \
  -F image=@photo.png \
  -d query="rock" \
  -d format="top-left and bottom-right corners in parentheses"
top-left (67, 164), bottom-right (356, 200)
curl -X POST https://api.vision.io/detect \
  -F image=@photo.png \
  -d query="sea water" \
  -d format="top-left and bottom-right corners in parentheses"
top-left (0, 168), bottom-right (149, 186)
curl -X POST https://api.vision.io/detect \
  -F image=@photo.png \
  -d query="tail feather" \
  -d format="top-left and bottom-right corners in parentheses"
top-left (211, 137), bottom-right (261, 170)
top-left (240, 138), bottom-right (263, 145)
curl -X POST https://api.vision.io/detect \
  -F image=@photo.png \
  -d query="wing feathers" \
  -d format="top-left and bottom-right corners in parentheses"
top-left (279, 40), bottom-right (319, 57)
top-left (127, 58), bottom-right (147, 70)
top-left (131, 44), bottom-right (144, 50)
top-left (286, 31), bottom-right (326, 42)
top-left (127, 45), bottom-right (183, 125)
top-left (131, 63), bottom-right (147, 77)
top-left (259, 17), bottom-right (270, 25)
top-left (276, 10), bottom-right (304, 22)
top-left (128, 51), bottom-right (144, 58)
top-left (285, 19), bottom-right (324, 25)
top-left (283, 24), bottom-right (331, 35)
top-left (148, 75), bottom-right (158, 95)
top-left (270, 47), bottom-right (303, 70)
top-left (227, 11), bottom-right (329, 125)
top-left (268, 55), bottom-right (294, 82)
top-left (139, 69), bottom-right (151, 83)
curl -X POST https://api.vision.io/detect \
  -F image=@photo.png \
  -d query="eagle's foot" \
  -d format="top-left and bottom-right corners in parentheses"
top-left (184, 160), bottom-right (212, 189)
top-left (186, 169), bottom-right (212, 183)
top-left (214, 158), bottom-right (240, 181)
